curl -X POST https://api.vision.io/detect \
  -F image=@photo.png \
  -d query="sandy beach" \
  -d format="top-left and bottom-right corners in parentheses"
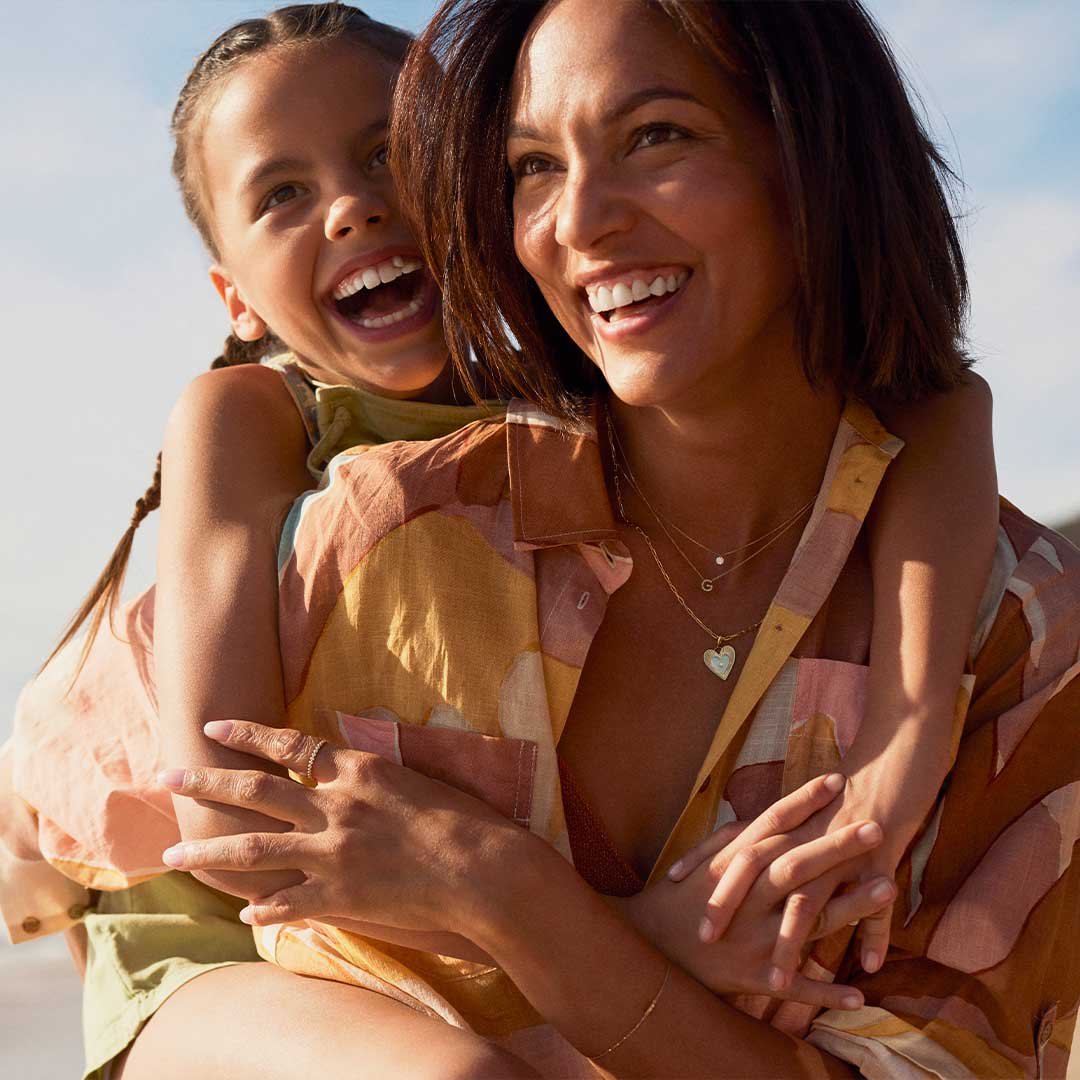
top-left (0, 936), bottom-right (83, 1078)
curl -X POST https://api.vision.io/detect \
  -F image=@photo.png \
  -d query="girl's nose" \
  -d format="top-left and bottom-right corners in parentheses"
top-left (324, 191), bottom-right (389, 241)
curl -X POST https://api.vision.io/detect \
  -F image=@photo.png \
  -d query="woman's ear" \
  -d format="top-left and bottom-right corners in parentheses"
top-left (209, 266), bottom-right (268, 342)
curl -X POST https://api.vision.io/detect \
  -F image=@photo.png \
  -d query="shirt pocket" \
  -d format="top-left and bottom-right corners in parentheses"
top-left (781, 657), bottom-right (869, 796)
top-left (328, 710), bottom-right (539, 830)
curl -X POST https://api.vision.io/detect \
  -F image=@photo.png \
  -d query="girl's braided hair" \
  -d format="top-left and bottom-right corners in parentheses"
top-left (45, 3), bottom-right (411, 673)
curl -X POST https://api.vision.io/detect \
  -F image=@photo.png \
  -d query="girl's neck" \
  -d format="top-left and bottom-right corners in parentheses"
top-left (607, 360), bottom-right (842, 553)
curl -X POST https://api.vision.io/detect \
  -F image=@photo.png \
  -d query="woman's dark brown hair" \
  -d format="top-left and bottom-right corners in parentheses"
top-left (45, 3), bottom-right (411, 673)
top-left (392, 0), bottom-right (972, 421)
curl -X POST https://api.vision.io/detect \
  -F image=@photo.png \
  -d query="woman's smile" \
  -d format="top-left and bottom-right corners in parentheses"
top-left (508, 0), bottom-right (797, 410)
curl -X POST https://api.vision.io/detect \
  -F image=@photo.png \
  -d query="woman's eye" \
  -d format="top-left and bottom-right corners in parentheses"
top-left (512, 155), bottom-right (553, 180)
top-left (261, 183), bottom-right (305, 213)
top-left (634, 124), bottom-right (687, 149)
top-left (370, 143), bottom-right (390, 169)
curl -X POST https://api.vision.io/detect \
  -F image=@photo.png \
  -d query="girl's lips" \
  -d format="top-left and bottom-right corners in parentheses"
top-left (587, 274), bottom-right (688, 342)
top-left (327, 270), bottom-right (440, 345)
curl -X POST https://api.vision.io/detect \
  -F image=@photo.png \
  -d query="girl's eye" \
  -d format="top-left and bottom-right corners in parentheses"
top-left (370, 143), bottom-right (389, 169)
top-left (261, 183), bottom-right (305, 213)
top-left (634, 124), bottom-right (687, 150)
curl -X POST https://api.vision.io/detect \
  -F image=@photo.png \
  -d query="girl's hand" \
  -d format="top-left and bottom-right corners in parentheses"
top-left (157, 719), bottom-right (519, 933)
top-left (631, 774), bottom-right (894, 1008)
top-left (669, 765), bottom-right (929, 989)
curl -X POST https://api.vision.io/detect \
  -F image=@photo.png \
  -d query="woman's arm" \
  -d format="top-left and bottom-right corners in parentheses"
top-left (154, 363), bottom-right (311, 899)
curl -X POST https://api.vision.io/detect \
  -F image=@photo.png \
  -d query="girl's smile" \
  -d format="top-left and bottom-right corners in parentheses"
top-left (200, 40), bottom-right (450, 398)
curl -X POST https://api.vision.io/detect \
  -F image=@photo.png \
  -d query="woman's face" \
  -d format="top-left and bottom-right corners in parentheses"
top-left (507, 0), bottom-right (798, 411)
top-left (200, 40), bottom-right (448, 396)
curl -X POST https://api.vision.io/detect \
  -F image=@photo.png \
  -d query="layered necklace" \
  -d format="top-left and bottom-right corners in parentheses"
top-left (605, 408), bottom-right (814, 681)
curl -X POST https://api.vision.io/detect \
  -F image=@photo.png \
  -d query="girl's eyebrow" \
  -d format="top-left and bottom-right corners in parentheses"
top-left (507, 85), bottom-right (705, 143)
top-left (237, 114), bottom-right (392, 197)
top-left (239, 157), bottom-right (308, 198)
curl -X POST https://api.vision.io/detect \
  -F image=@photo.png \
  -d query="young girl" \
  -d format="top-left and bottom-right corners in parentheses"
top-left (1, 3), bottom-right (998, 1076)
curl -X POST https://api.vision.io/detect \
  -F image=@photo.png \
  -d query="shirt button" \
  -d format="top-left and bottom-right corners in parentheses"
top-left (22, 916), bottom-right (41, 934)
top-left (68, 904), bottom-right (87, 920)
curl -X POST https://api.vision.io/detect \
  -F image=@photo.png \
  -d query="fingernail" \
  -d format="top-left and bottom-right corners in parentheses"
top-left (823, 772), bottom-right (845, 793)
top-left (857, 822), bottom-right (882, 844)
top-left (161, 844), bottom-right (187, 867)
top-left (869, 879), bottom-right (894, 903)
top-left (238, 906), bottom-right (255, 925)
top-left (203, 720), bottom-right (233, 740)
top-left (841, 993), bottom-right (863, 1010)
top-left (667, 860), bottom-right (684, 880)
top-left (157, 769), bottom-right (186, 790)
top-left (698, 916), bottom-right (715, 943)
top-left (863, 950), bottom-right (881, 972)
top-left (768, 966), bottom-right (788, 991)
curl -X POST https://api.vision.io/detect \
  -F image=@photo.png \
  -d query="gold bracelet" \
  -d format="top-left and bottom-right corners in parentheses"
top-left (593, 961), bottom-right (672, 1061)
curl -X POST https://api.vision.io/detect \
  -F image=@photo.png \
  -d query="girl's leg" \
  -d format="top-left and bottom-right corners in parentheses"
top-left (112, 963), bottom-right (541, 1080)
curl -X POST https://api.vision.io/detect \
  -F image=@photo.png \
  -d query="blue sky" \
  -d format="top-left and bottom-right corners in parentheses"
top-left (1, 0), bottom-right (1078, 732)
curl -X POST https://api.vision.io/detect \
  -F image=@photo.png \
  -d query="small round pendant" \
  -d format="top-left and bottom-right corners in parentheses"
top-left (701, 579), bottom-right (714, 592)
top-left (715, 555), bottom-right (725, 566)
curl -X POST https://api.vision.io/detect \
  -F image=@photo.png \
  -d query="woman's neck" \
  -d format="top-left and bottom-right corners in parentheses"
top-left (607, 363), bottom-right (842, 552)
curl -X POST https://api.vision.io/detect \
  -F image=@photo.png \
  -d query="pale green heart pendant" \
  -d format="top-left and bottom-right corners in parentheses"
top-left (703, 644), bottom-right (736, 680)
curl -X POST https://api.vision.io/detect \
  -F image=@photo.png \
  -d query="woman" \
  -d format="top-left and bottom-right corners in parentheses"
top-left (93, 1), bottom-right (1080, 1077)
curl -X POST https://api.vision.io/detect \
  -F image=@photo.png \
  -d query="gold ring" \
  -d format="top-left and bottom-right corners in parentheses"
top-left (304, 738), bottom-right (328, 783)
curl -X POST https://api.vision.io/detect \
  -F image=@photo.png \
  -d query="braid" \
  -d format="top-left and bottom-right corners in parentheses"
top-left (42, 454), bottom-right (163, 678)
top-left (211, 332), bottom-right (273, 370)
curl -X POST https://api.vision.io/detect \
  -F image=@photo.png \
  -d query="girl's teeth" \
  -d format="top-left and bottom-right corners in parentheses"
top-left (649, 275), bottom-right (667, 297)
top-left (611, 282), bottom-right (634, 308)
top-left (332, 257), bottom-right (423, 300)
top-left (595, 285), bottom-right (614, 311)
top-left (631, 279), bottom-right (650, 301)
top-left (666, 274), bottom-right (677, 291)
top-left (358, 295), bottom-right (424, 329)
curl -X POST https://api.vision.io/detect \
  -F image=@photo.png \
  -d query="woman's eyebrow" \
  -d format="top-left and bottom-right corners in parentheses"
top-left (508, 85), bottom-right (705, 142)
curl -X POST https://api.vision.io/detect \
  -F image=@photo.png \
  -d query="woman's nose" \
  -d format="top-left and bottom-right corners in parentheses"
top-left (553, 165), bottom-right (633, 252)
top-left (324, 190), bottom-right (389, 241)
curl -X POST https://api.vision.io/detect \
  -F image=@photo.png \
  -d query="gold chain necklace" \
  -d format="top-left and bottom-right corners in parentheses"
top-left (605, 410), bottom-right (765, 680)
top-left (608, 417), bottom-right (814, 592)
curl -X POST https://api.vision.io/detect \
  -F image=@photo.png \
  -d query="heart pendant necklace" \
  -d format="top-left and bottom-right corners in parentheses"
top-left (703, 643), bottom-right (737, 681)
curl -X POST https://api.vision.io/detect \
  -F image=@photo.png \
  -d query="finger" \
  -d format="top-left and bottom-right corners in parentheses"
top-left (161, 832), bottom-right (305, 873)
top-left (700, 831), bottom-right (799, 943)
top-left (669, 773), bottom-right (845, 882)
top-left (813, 878), bottom-right (895, 944)
top-left (856, 901), bottom-right (894, 973)
top-left (666, 823), bottom-right (745, 882)
top-left (781, 973), bottom-right (864, 1013)
top-left (240, 884), bottom-right (321, 926)
top-left (759, 820), bottom-right (882, 902)
top-left (768, 874), bottom-right (838, 989)
top-left (158, 766), bottom-right (317, 826)
top-left (203, 720), bottom-right (341, 783)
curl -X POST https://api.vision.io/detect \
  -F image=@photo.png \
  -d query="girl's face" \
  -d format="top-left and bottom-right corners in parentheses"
top-left (507, 0), bottom-right (798, 413)
top-left (201, 40), bottom-right (448, 397)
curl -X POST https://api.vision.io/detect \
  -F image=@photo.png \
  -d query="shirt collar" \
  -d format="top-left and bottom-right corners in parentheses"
top-left (506, 396), bottom-right (903, 550)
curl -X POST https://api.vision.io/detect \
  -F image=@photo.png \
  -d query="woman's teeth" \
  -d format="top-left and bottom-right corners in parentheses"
top-left (332, 255), bottom-right (423, 300)
top-left (586, 271), bottom-right (688, 317)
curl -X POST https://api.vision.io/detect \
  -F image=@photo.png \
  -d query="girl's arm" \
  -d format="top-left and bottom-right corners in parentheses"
top-left (841, 374), bottom-right (998, 967)
top-left (677, 375), bottom-right (998, 982)
top-left (154, 362), bottom-right (312, 900)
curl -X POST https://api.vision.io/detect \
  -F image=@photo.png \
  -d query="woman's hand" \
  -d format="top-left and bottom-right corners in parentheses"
top-left (626, 774), bottom-right (894, 1009)
top-left (669, 765), bottom-right (928, 991)
top-left (157, 719), bottom-right (520, 934)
